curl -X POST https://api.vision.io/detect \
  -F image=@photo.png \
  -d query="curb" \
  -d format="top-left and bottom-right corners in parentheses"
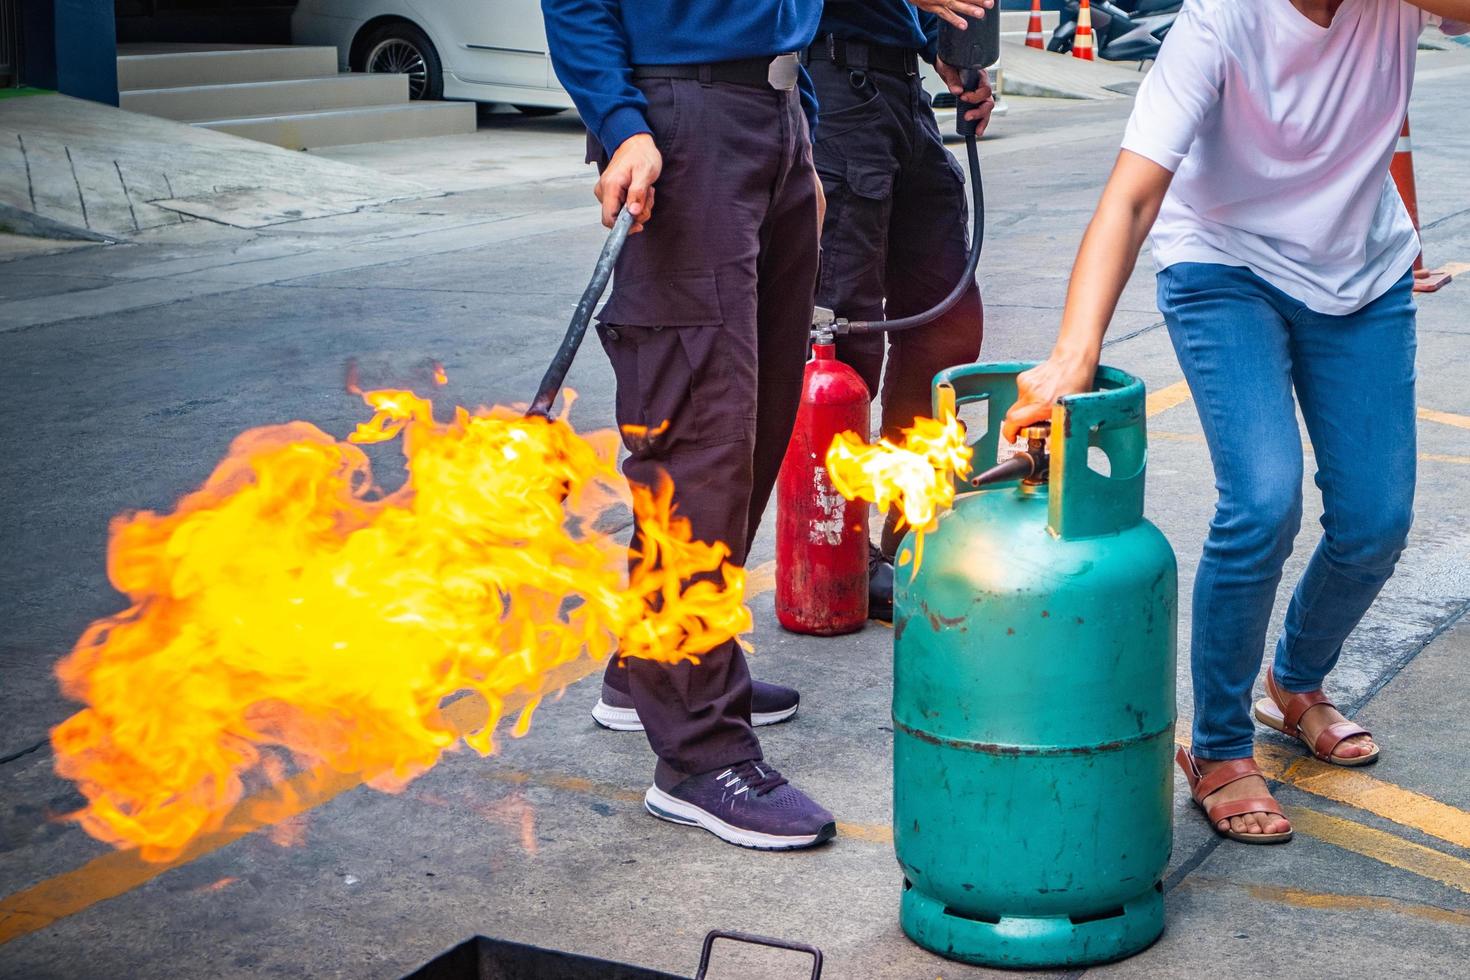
top-left (0, 202), bottom-right (121, 244)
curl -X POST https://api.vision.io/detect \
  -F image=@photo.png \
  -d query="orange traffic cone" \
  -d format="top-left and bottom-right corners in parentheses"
top-left (1073, 0), bottom-right (1096, 61)
top-left (1390, 117), bottom-right (1452, 293)
top-left (1026, 0), bottom-right (1046, 50)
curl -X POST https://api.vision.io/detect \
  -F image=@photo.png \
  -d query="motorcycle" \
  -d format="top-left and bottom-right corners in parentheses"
top-left (1048, 0), bottom-right (1180, 63)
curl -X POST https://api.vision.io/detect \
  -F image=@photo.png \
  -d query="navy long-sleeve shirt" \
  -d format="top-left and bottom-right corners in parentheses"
top-left (817, 1), bottom-right (942, 64)
top-left (542, 1), bottom-right (824, 154)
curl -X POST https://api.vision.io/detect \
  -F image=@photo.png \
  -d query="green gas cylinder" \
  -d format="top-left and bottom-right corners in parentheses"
top-left (893, 363), bottom-right (1177, 969)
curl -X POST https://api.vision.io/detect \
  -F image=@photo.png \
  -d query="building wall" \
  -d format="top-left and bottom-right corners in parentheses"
top-left (21, 0), bottom-right (119, 104)
top-left (114, 1), bottom-right (295, 45)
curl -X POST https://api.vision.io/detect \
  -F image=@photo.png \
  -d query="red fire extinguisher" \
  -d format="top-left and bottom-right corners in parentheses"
top-left (776, 320), bottom-right (870, 635)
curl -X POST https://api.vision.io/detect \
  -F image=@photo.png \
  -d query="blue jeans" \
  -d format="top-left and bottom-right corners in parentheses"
top-left (1157, 263), bottom-right (1417, 761)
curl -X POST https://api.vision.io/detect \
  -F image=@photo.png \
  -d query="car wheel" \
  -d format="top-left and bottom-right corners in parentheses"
top-left (512, 105), bottom-right (567, 117)
top-left (359, 22), bottom-right (442, 101)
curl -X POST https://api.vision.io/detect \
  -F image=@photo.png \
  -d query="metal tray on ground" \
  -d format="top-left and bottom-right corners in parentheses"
top-left (404, 929), bottom-right (823, 980)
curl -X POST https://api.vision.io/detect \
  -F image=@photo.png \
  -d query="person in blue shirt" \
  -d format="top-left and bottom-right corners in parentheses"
top-left (541, 0), bottom-right (836, 852)
top-left (809, 0), bottom-right (994, 621)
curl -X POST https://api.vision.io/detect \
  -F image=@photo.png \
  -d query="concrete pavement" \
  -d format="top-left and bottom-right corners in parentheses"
top-left (3, 45), bottom-right (1470, 980)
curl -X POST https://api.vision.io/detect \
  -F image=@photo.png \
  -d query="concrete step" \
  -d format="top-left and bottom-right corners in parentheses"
top-left (120, 74), bottom-right (409, 123)
top-left (116, 44), bottom-right (339, 91)
top-left (196, 101), bottom-right (478, 150)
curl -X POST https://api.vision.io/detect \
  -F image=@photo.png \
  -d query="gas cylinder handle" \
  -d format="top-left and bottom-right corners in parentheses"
top-left (932, 361), bottom-right (1037, 487)
top-left (1049, 366), bottom-right (1149, 540)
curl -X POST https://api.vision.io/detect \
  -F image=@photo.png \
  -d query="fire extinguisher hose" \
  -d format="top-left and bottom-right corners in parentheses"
top-left (526, 207), bottom-right (636, 418)
top-left (839, 130), bottom-right (983, 336)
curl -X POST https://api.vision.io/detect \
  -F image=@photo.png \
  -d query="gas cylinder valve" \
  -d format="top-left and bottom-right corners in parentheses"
top-left (971, 422), bottom-right (1051, 487)
top-left (811, 306), bottom-right (843, 345)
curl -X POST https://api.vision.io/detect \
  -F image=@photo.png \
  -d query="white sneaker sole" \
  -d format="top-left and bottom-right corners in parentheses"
top-left (591, 699), bottom-right (798, 733)
top-left (643, 786), bottom-right (834, 851)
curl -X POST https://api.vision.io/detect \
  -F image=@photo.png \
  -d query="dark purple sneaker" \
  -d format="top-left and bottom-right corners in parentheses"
top-left (644, 759), bottom-right (836, 850)
top-left (592, 680), bottom-right (799, 732)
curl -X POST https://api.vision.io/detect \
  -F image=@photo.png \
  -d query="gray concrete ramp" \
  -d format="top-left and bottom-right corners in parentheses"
top-left (0, 94), bottom-right (436, 239)
top-left (1001, 41), bottom-right (1149, 100)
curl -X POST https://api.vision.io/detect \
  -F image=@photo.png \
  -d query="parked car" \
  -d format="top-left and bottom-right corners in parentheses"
top-left (291, 0), bottom-right (572, 113)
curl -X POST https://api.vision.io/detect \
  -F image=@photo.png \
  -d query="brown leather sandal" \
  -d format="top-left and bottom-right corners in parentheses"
top-left (1253, 671), bottom-right (1380, 767)
top-left (1176, 748), bottom-right (1293, 844)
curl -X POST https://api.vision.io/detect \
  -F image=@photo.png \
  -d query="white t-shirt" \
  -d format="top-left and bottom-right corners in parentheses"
top-left (1122, 0), bottom-right (1444, 315)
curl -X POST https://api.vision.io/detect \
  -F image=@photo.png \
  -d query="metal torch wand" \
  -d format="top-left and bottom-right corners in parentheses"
top-left (526, 207), bottom-right (635, 418)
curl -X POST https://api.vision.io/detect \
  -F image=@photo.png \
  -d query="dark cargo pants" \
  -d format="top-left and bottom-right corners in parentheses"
top-left (811, 56), bottom-right (984, 492)
top-left (592, 78), bottom-right (819, 776)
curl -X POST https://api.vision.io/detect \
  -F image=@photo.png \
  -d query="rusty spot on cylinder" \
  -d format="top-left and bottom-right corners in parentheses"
top-left (917, 598), bottom-right (967, 631)
top-left (1041, 610), bottom-right (1050, 618)
top-left (1006, 627), bottom-right (1015, 636)
top-left (927, 609), bottom-right (967, 631)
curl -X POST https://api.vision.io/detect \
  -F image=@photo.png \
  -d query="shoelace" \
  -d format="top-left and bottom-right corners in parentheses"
top-left (716, 760), bottom-right (789, 798)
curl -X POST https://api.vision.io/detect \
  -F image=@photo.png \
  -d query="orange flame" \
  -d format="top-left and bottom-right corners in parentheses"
top-left (50, 387), bottom-right (749, 861)
top-left (824, 407), bottom-right (971, 569)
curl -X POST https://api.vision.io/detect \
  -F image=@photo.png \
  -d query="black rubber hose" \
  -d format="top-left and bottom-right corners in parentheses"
top-left (842, 131), bottom-right (983, 335)
top-left (526, 207), bottom-right (636, 418)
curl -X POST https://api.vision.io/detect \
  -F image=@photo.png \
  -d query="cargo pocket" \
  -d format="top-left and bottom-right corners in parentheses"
top-left (844, 159), bottom-right (894, 202)
top-left (596, 272), bottom-right (746, 454)
top-left (816, 159), bottom-right (894, 311)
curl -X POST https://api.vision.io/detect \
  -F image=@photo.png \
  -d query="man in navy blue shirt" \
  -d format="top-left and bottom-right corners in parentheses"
top-left (809, 0), bottom-right (994, 620)
top-left (541, 0), bottom-right (836, 851)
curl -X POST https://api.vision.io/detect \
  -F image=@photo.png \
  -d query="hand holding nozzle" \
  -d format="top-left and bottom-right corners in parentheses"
top-left (938, 62), bottom-right (995, 137)
top-left (972, 423), bottom-right (1051, 487)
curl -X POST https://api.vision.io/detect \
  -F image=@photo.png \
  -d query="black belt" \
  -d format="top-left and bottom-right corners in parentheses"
top-left (632, 53), bottom-right (800, 91)
top-left (803, 35), bottom-right (920, 77)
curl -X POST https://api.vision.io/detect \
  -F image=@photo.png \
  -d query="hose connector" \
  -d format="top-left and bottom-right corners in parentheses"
top-left (811, 306), bottom-right (848, 345)
top-left (971, 422), bottom-right (1051, 487)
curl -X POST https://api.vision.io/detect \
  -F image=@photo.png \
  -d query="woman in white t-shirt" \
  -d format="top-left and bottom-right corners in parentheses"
top-left (1003, 0), bottom-right (1467, 844)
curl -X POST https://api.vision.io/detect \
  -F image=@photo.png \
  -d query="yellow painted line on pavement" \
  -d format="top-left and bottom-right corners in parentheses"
top-left (1145, 380), bottom-right (1192, 418)
top-left (1243, 882), bottom-right (1470, 927)
top-left (1418, 407), bottom-right (1470, 431)
top-left (1420, 452), bottom-right (1470, 465)
top-left (0, 686), bottom-right (526, 946)
top-left (837, 821), bottom-right (895, 844)
top-left (0, 760), bottom-right (367, 945)
top-left (1256, 744), bottom-right (1470, 852)
top-left (1286, 805), bottom-right (1470, 895)
top-left (1153, 429), bottom-right (1470, 466)
top-left (746, 559), bottom-right (776, 598)
top-left (1181, 876), bottom-right (1470, 928)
